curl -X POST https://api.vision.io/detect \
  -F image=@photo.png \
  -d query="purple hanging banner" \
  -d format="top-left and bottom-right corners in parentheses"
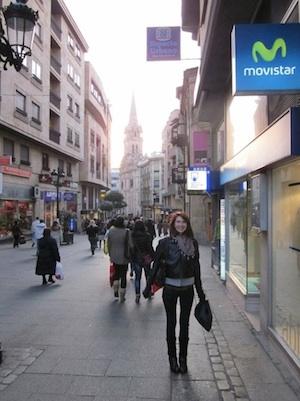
top-left (147, 26), bottom-right (181, 61)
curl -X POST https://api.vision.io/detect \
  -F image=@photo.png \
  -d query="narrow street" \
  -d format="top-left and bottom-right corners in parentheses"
top-left (0, 235), bottom-right (299, 401)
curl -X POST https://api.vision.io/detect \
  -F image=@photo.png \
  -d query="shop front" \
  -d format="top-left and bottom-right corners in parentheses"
top-left (41, 190), bottom-right (78, 229)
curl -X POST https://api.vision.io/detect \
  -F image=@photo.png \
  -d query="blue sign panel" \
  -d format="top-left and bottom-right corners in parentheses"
top-left (232, 24), bottom-right (300, 95)
top-left (147, 27), bottom-right (181, 61)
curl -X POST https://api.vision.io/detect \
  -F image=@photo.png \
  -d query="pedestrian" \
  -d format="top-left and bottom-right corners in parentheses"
top-left (86, 220), bottom-right (98, 255)
top-left (131, 220), bottom-right (154, 303)
top-left (31, 217), bottom-right (40, 247)
top-left (145, 218), bottom-right (156, 240)
top-left (36, 228), bottom-right (60, 285)
top-left (97, 221), bottom-right (106, 250)
top-left (107, 215), bottom-right (132, 302)
top-left (143, 211), bottom-right (206, 374)
top-left (11, 220), bottom-right (21, 248)
top-left (157, 218), bottom-right (163, 237)
top-left (34, 219), bottom-right (46, 254)
top-left (50, 220), bottom-right (62, 246)
top-left (162, 218), bottom-right (169, 236)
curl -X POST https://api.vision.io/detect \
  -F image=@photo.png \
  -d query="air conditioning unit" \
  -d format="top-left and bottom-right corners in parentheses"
top-left (33, 186), bottom-right (40, 199)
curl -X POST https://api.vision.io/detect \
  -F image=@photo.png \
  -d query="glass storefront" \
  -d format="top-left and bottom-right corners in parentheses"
top-left (272, 161), bottom-right (300, 360)
top-left (228, 179), bottom-right (261, 294)
top-left (0, 200), bottom-right (33, 240)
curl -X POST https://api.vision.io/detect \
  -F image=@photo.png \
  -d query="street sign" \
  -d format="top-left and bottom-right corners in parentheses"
top-left (147, 26), bottom-right (181, 61)
top-left (187, 166), bottom-right (209, 193)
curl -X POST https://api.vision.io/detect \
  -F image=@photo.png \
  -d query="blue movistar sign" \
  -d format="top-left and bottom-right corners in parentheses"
top-left (232, 24), bottom-right (300, 95)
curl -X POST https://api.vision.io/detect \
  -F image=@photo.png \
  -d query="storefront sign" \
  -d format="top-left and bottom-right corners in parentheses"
top-left (0, 156), bottom-right (12, 166)
top-left (232, 24), bottom-right (300, 94)
top-left (63, 192), bottom-right (76, 201)
top-left (43, 191), bottom-right (61, 201)
top-left (187, 166), bottom-right (210, 193)
top-left (1, 165), bottom-right (31, 178)
top-left (147, 26), bottom-right (181, 61)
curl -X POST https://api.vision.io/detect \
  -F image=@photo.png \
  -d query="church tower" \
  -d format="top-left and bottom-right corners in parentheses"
top-left (120, 95), bottom-right (144, 216)
top-left (123, 95), bottom-right (143, 161)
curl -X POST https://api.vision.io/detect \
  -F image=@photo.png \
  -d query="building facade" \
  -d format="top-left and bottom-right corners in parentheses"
top-left (80, 61), bottom-right (111, 223)
top-left (182, 0), bottom-right (300, 378)
top-left (0, 0), bottom-right (88, 239)
top-left (120, 97), bottom-right (143, 217)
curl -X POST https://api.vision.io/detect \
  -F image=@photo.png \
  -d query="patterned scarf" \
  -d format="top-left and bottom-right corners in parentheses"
top-left (175, 234), bottom-right (195, 257)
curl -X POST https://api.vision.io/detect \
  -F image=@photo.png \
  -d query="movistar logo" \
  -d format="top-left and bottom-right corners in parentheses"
top-left (252, 38), bottom-right (287, 62)
top-left (243, 36), bottom-right (296, 78)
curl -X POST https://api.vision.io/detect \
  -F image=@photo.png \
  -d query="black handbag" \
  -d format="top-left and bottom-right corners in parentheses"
top-left (19, 235), bottom-right (26, 245)
top-left (194, 299), bottom-right (212, 332)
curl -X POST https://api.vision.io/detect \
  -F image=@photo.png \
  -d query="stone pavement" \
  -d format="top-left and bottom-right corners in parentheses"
top-left (0, 235), bottom-right (299, 401)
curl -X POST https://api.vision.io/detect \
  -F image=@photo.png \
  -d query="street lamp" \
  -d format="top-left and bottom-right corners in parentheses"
top-left (0, 0), bottom-right (38, 71)
top-left (51, 167), bottom-right (65, 221)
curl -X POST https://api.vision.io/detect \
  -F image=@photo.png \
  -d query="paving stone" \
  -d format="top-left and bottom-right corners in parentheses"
top-left (212, 363), bottom-right (225, 372)
top-left (31, 349), bottom-right (44, 358)
top-left (0, 384), bottom-right (8, 391)
top-left (215, 371), bottom-right (227, 380)
top-left (22, 357), bottom-right (36, 365)
top-left (224, 360), bottom-right (235, 368)
top-left (230, 376), bottom-right (243, 386)
top-left (221, 390), bottom-right (236, 401)
top-left (217, 380), bottom-right (230, 391)
top-left (234, 386), bottom-right (248, 398)
top-left (0, 368), bottom-right (12, 377)
top-left (2, 374), bottom-right (18, 384)
top-left (211, 356), bottom-right (222, 364)
top-left (222, 353), bottom-right (233, 361)
top-left (227, 367), bottom-right (239, 376)
top-left (13, 365), bottom-right (27, 375)
top-left (209, 349), bottom-right (220, 356)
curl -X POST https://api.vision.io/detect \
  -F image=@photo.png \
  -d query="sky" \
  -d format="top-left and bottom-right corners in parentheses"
top-left (64, 0), bottom-right (200, 168)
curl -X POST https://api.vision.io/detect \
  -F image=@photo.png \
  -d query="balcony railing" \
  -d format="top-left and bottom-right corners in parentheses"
top-left (49, 129), bottom-right (61, 144)
top-left (50, 56), bottom-right (61, 75)
top-left (50, 92), bottom-right (61, 110)
top-left (51, 17), bottom-right (62, 40)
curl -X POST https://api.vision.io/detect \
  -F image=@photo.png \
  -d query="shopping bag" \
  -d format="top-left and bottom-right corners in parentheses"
top-left (19, 235), bottom-right (26, 244)
top-left (55, 261), bottom-right (64, 280)
top-left (194, 299), bottom-right (212, 332)
top-left (109, 263), bottom-right (116, 287)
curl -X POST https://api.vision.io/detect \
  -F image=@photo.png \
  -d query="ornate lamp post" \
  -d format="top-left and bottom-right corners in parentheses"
top-left (51, 167), bottom-right (65, 221)
top-left (0, 0), bottom-right (38, 71)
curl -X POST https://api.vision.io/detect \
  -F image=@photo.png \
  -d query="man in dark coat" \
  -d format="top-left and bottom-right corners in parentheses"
top-left (36, 228), bottom-right (60, 285)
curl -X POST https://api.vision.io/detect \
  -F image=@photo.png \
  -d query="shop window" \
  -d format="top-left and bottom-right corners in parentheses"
top-left (272, 161), bottom-right (300, 360)
top-left (3, 138), bottom-right (14, 160)
top-left (42, 153), bottom-right (49, 170)
top-left (20, 145), bottom-right (30, 165)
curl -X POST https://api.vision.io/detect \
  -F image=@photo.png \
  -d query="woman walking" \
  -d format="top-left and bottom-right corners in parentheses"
top-left (131, 220), bottom-right (154, 303)
top-left (143, 211), bottom-right (206, 374)
top-left (86, 220), bottom-right (98, 255)
top-left (36, 228), bottom-right (60, 285)
top-left (107, 216), bottom-right (131, 302)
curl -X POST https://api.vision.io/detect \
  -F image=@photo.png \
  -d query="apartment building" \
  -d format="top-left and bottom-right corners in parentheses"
top-left (0, 0), bottom-right (88, 239)
top-left (80, 61), bottom-right (111, 221)
top-left (139, 153), bottom-right (164, 221)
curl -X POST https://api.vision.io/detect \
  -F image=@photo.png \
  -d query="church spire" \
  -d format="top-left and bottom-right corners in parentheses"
top-left (129, 94), bottom-right (138, 125)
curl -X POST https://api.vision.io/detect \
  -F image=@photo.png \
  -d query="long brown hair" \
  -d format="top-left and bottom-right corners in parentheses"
top-left (169, 211), bottom-right (194, 238)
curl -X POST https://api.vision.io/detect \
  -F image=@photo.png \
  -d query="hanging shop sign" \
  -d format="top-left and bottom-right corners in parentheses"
top-left (187, 166), bottom-right (210, 194)
top-left (232, 23), bottom-right (300, 95)
top-left (147, 26), bottom-right (181, 61)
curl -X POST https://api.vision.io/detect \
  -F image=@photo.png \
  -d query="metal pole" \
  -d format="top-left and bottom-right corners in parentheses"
top-left (56, 175), bottom-right (59, 220)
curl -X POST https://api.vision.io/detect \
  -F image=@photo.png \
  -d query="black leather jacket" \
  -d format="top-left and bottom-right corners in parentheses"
top-left (147, 237), bottom-right (205, 299)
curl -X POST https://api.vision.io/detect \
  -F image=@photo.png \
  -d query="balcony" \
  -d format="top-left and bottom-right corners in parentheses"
top-left (50, 56), bottom-right (61, 75)
top-left (49, 129), bottom-right (61, 144)
top-left (50, 92), bottom-right (61, 110)
top-left (51, 17), bottom-right (61, 41)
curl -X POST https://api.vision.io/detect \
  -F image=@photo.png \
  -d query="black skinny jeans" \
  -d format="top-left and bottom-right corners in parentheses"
top-left (162, 285), bottom-right (194, 358)
top-left (114, 264), bottom-right (128, 289)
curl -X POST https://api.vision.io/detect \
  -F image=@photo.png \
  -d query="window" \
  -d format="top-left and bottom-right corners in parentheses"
top-left (67, 63), bottom-right (74, 80)
top-left (16, 90), bottom-right (26, 114)
top-left (66, 162), bottom-right (72, 177)
top-left (130, 179), bottom-right (133, 188)
top-left (3, 138), bottom-right (14, 158)
top-left (58, 159), bottom-right (64, 171)
top-left (90, 130), bottom-right (95, 146)
top-left (75, 133), bottom-right (80, 148)
top-left (67, 95), bottom-right (73, 112)
top-left (75, 45), bottom-right (81, 59)
top-left (74, 72), bottom-right (80, 88)
top-left (20, 144), bottom-right (30, 164)
top-left (90, 156), bottom-right (95, 173)
top-left (67, 127), bottom-right (73, 144)
top-left (32, 102), bottom-right (41, 123)
top-left (75, 103), bottom-right (80, 118)
top-left (42, 153), bottom-right (49, 170)
top-left (68, 33), bottom-right (74, 49)
top-left (154, 179), bottom-right (160, 188)
top-left (35, 22), bottom-right (42, 41)
top-left (32, 60), bottom-right (41, 80)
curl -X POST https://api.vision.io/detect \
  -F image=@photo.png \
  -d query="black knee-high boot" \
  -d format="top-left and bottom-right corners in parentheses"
top-left (179, 337), bottom-right (189, 374)
top-left (167, 338), bottom-right (179, 373)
